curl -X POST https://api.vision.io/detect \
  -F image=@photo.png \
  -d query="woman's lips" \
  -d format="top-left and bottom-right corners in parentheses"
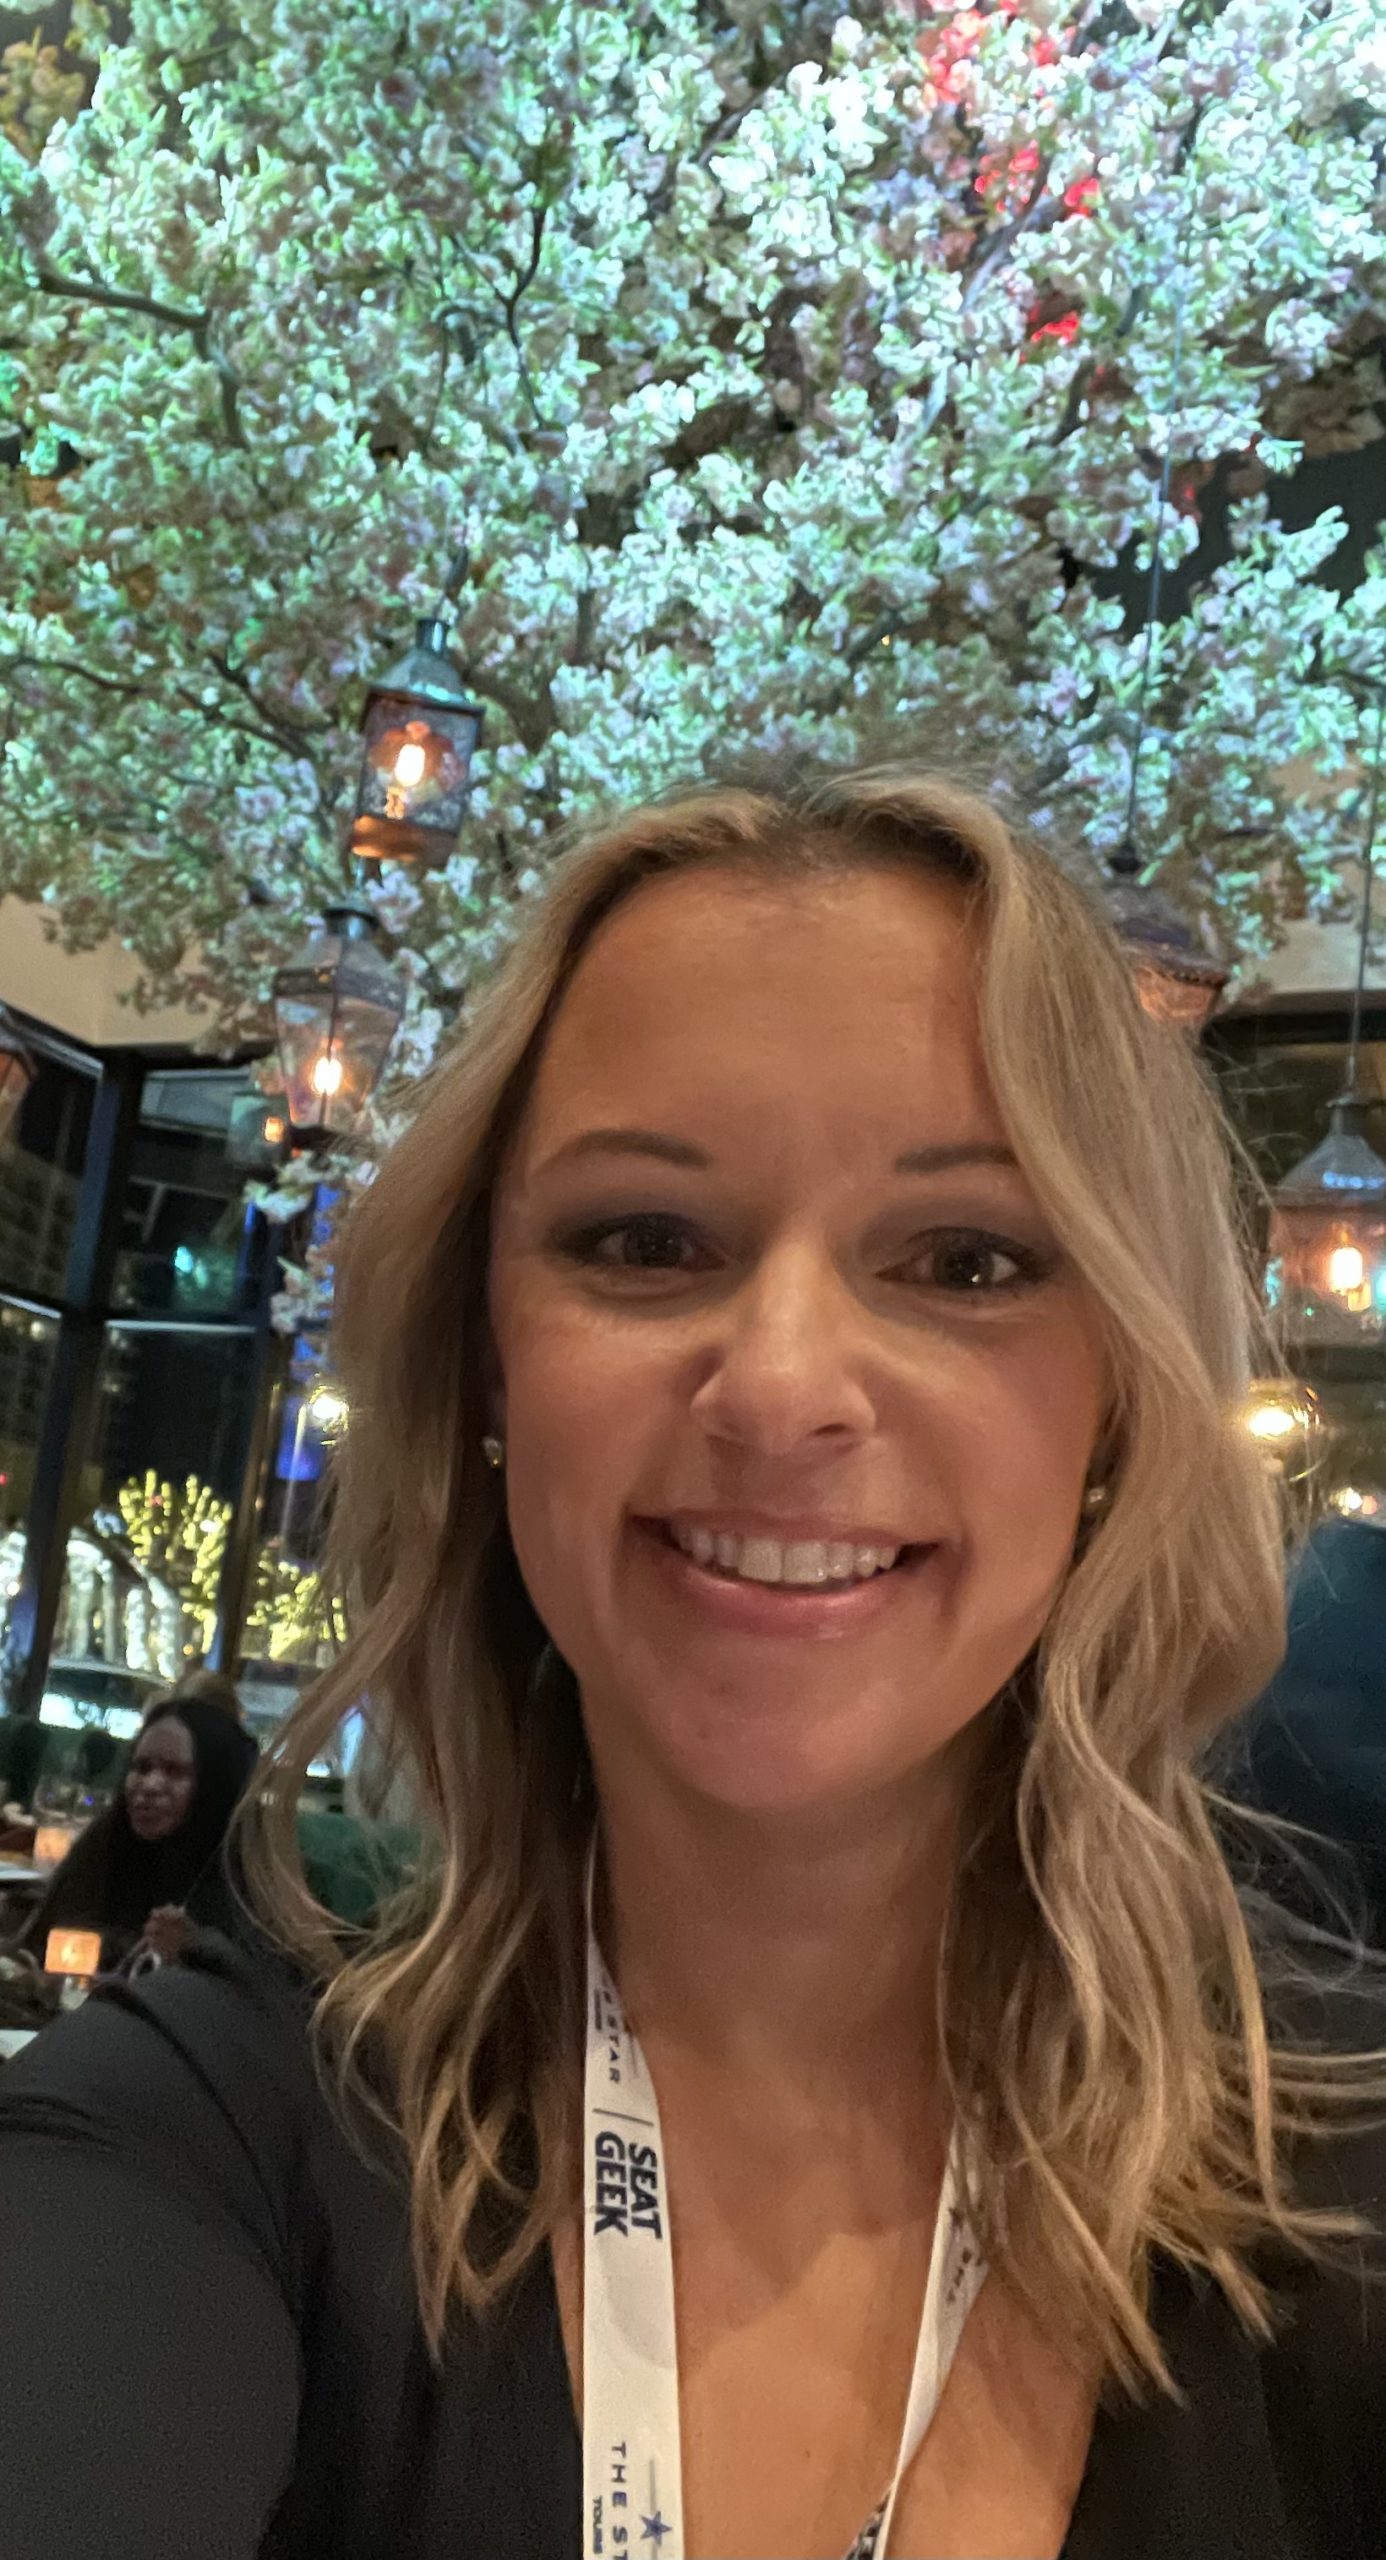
top-left (633, 1517), bottom-right (938, 1638)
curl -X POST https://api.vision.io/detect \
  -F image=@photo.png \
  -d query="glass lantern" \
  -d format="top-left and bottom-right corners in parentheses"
top-left (1104, 849), bottom-right (1229, 1033)
top-left (0, 1006), bottom-right (35, 1144)
top-left (350, 616), bottom-right (484, 869)
top-left (1266, 1099), bottom-right (1386, 1349)
top-left (271, 902), bottom-right (407, 1146)
top-left (1236, 1377), bottom-right (1322, 1484)
top-left (227, 1090), bottom-right (290, 1174)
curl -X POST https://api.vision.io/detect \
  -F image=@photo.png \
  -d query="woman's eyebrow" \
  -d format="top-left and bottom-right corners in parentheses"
top-left (892, 1142), bottom-right (1018, 1174)
top-left (536, 1128), bottom-right (1019, 1178)
top-left (536, 1128), bottom-right (710, 1175)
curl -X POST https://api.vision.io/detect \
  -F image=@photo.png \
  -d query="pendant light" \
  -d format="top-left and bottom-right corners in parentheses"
top-left (1105, 220), bottom-right (1228, 1031)
top-left (1266, 687), bottom-right (1386, 1349)
top-left (350, 615), bottom-right (483, 870)
top-left (271, 898), bottom-right (407, 1147)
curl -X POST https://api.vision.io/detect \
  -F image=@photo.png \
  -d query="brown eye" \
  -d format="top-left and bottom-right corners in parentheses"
top-left (564, 1215), bottom-right (715, 1273)
top-left (898, 1229), bottom-right (1052, 1294)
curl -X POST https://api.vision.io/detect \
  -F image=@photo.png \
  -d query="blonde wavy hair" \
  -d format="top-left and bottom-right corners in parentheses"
top-left (247, 758), bottom-right (1382, 2385)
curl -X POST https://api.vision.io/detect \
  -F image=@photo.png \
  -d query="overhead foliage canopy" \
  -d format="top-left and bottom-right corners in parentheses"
top-left (1, 0), bottom-right (1383, 1104)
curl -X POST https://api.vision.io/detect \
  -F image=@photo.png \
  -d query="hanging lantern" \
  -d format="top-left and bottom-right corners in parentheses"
top-left (0, 1006), bottom-right (35, 1144)
top-left (1236, 1377), bottom-right (1322, 1480)
top-left (271, 901), bottom-right (406, 1146)
top-left (227, 1089), bottom-right (290, 1174)
top-left (1105, 838), bottom-right (1230, 1033)
top-left (1266, 1099), bottom-right (1386, 1349)
top-left (350, 616), bottom-right (483, 869)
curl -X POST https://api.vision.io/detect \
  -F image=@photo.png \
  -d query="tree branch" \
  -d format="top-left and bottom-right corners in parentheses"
top-left (32, 263), bottom-right (251, 453)
top-left (454, 655), bottom-right (554, 753)
top-left (33, 264), bottom-right (207, 336)
top-left (0, 651), bottom-right (325, 766)
top-left (499, 203), bottom-right (551, 430)
top-left (960, 172), bottom-right (1064, 312)
top-left (2, 650), bottom-right (150, 701)
top-left (1051, 357), bottom-right (1097, 446)
top-left (206, 650), bottom-right (333, 755)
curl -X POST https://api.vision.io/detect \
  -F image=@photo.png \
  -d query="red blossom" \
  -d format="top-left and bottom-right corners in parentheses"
top-left (1063, 175), bottom-right (1100, 215)
top-left (915, 7), bottom-right (989, 103)
top-left (1027, 310), bottom-right (1081, 346)
top-left (977, 139), bottom-right (1042, 214)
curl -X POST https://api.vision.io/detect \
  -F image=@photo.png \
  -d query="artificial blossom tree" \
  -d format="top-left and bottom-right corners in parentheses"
top-left (0, 0), bottom-right (1382, 1187)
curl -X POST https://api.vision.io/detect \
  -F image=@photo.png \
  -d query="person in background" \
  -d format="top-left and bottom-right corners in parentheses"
top-left (1229, 1510), bottom-right (1386, 1948)
top-left (171, 1664), bottom-right (249, 1727)
top-left (18, 1691), bottom-right (258, 1972)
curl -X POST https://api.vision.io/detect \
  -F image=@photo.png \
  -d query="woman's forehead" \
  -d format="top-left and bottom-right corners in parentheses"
top-left (521, 864), bottom-right (989, 1150)
top-left (135, 1718), bottom-right (194, 1764)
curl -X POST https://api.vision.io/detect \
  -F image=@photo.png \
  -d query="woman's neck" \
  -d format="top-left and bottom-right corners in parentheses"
top-left (591, 1747), bottom-right (968, 2122)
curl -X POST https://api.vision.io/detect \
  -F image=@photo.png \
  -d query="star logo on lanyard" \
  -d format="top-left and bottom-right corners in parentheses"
top-left (639, 2513), bottom-right (672, 2547)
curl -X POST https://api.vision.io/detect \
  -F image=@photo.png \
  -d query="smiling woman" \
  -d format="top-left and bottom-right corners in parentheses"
top-left (483, 857), bottom-right (1106, 1840)
top-left (2, 758), bottom-right (1385, 2560)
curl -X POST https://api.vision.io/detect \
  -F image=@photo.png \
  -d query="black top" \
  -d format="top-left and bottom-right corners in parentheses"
top-left (1, 1934), bottom-right (1385, 2560)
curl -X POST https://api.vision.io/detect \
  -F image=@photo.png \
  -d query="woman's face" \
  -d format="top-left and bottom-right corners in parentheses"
top-left (487, 864), bottom-right (1107, 1819)
top-left (125, 1715), bottom-right (196, 1842)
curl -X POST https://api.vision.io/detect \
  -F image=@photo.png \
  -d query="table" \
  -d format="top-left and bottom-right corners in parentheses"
top-left (0, 1864), bottom-right (47, 1889)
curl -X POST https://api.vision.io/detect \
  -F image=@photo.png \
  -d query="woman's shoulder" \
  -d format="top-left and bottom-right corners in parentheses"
top-left (3, 1921), bottom-right (316, 2098)
top-left (0, 1927), bottom-right (350, 2286)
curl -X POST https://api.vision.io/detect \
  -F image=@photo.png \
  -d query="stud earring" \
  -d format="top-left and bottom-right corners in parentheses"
top-left (482, 1435), bottom-right (505, 1471)
top-left (1081, 1479), bottom-right (1110, 1516)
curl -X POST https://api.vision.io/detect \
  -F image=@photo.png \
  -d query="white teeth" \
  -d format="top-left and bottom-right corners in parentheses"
top-left (738, 1538), bottom-right (783, 1583)
top-left (669, 1526), bottom-right (903, 1585)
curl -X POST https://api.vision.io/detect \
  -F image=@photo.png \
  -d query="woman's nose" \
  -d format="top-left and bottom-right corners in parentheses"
top-left (687, 1244), bottom-right (878, 1459)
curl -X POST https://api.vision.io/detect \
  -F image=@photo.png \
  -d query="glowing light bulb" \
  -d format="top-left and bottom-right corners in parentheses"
top-left (264, 1114), bottom-right (286, 1145)
top-left (1238, 1382), bottom-right (1320, 1474)
top-left (1327, 1244), bottom-right (1367, 1299)
top-left (393, 739), bottom-right (427, 788)
top-left (311, 1053), bottom-right (344, 1098)
top-left (1245, 1400), bottom-right (1299, 1442)
top-left (306, 1384), bottom-right (349, 1433)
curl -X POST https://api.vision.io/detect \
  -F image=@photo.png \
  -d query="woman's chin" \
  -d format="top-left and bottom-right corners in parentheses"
top-left (632, 1699), bottom-right (912, 1823)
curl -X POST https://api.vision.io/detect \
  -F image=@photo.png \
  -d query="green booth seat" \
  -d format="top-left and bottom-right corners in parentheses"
top-left (294, 1808), bottom-right (422, 1928)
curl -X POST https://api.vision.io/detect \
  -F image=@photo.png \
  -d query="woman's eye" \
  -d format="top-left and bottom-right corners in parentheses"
top-left (564, 1214), bottom-right (714, 1274)
top-left (900, 1230), bottom-right (1050, 1294)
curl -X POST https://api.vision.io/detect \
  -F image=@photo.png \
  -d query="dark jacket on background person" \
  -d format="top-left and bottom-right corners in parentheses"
top-left (20, 1696), bottom-right (258, 1970)
top-left (1229, 1518), bottom-right (1386, 1947)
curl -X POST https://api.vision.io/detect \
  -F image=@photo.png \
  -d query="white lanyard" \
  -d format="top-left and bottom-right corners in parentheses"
top-left (581, 1868), bottom-right (987, 2560)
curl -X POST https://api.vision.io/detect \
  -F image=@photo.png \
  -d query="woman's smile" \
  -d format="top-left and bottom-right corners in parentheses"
top-left (629, 1515), bottom-right (946, 1640)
